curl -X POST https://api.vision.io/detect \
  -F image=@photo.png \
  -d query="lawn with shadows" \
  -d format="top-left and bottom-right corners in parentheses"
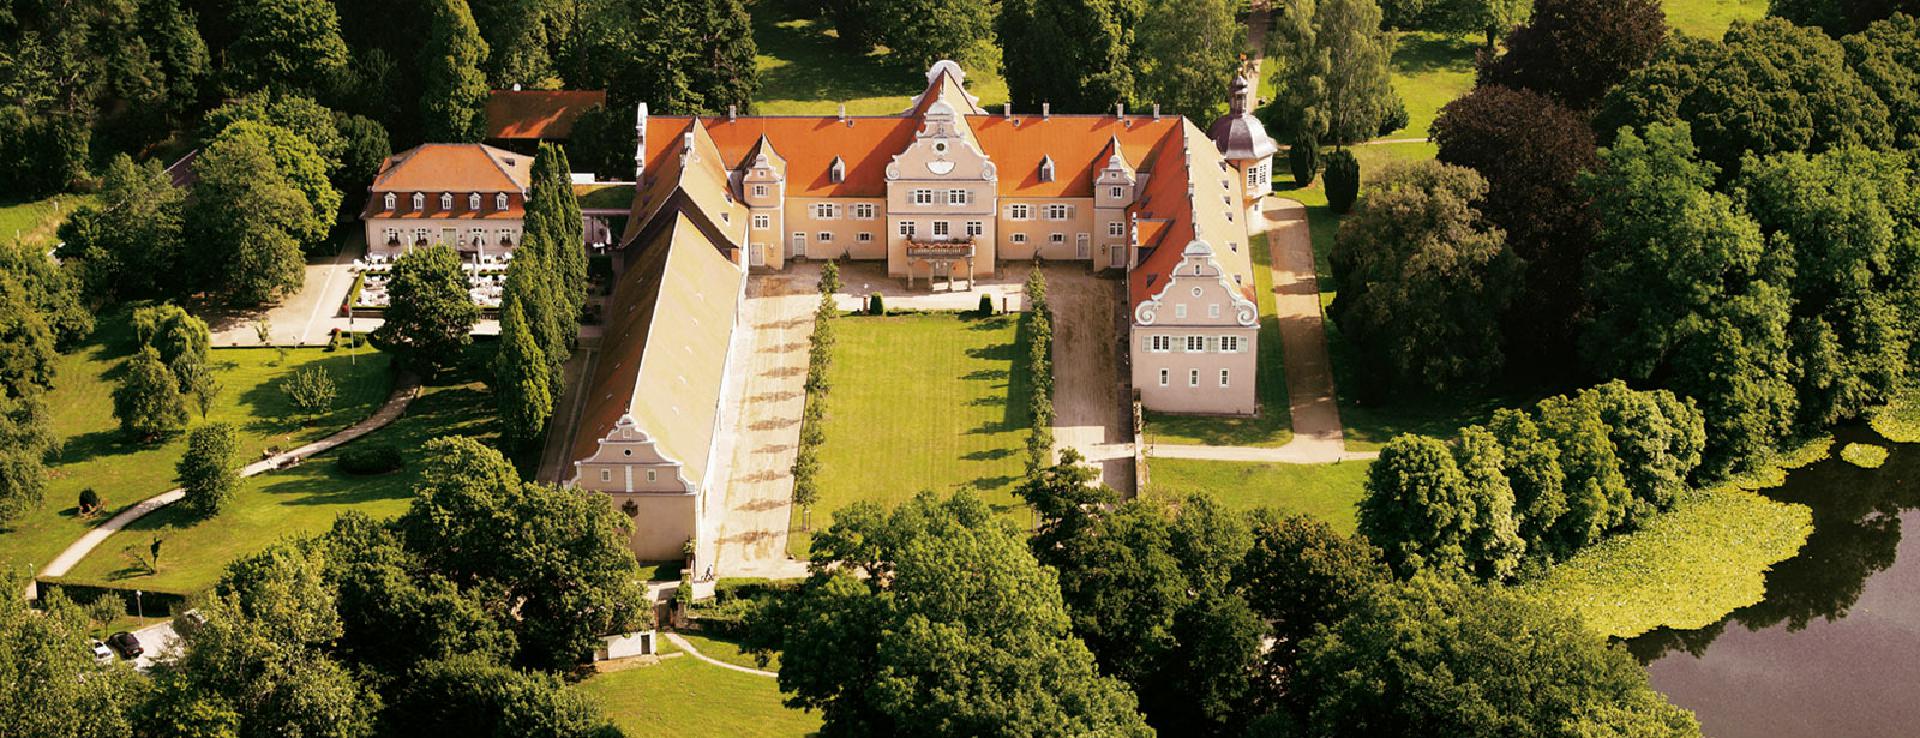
top-left (1142, 230), bottom-right (1294, 447)
top-left (0, 194), bottom-right (91, 247)
top-left (1146, 457), bottom-right (1372, 536)
top-left (53, 348), bottom-right (498, 594)
top-left (1664, 0), bottom-right (1765, 37)
top-left (0, 309), bottom-right (392, 578)
top-left (748, 0), bottom-right (1007, 115)
top-left (577, 643), bottom-right (821, 738)
top-left (791, 313), bottom-right (1033, 556)
top-left (1388, 31), bottom-right (1479, 141)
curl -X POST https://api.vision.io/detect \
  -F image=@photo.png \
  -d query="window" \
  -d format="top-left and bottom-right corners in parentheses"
top-left (947, 189), bottom-right (969, 205)
top-left (1159, 369), bottom-right (1170, 386)
top-left (1248, 167), bottom-right (1263, 188)
top-left (912, 189), bottom-right (934, 206)
top-left (1045, 204), bottom-right (1071, 220)
top-left (1108, 221), bottom-right (1124, 237)
top-left (1010, 233), bottom-right (1028, 244)
top-left (1050, 233), bottom-right (1065, 245)
top-left (646, 470), bottom-right (657, 483)
top-left (752, 184), bottom-right (768, 197)
top-left (382, 227), bottom-right (399, 243)
top-left (932, 221), bottom-right (950, 237)
top-left (829, 158), bottom-right (846, 183)
top-left (1110, 186), bottom-right (1124, 199)
top-left (853, 203), bottom-right (876, 220)
top-left (1040, 156), bottom-right (1056, 182)
top-left (1208, 304), bottom-right (1221, 318)
top-left (818, 232), bottom-right (833, 242)
top-left (1149, 335), bottom-right (1172, 352)
top-left (857, 232), bottom-right (873, 242)
top-left (1221, 336), bottom-right (1241, 353)
top-left (496, 193), bottom-right (509, 210)
top-left (1189, 369), bottom-right (1201, 387)
top-left (601, 470), bottom-right (611, 482)
top-left (965, 221), bottom-right (983, 237)
top-left (469, 227), bottom-right (485, 244)
top-left (812, 203), bottom-right (838, 220)
top-left (1220, 369), bottom-right (1231, 387)
top-left (1009, 204), bottom-right (1032, 220)
top-left (383, 193), bottom-right (396, 209)
top-left (1174, 304), bottom-right (1188, 319)
top-left (899, 221), bottom-right (916, 237)
top-left (1186, 336), bottom-right (1205, 352)
top-left (498, 228), bottom-right (516, 244)
top-left (753, 214), bottom-right (771, 229)
top-left (413, 227), bottom-right (429, 243)
top-left (468, 193), bottom-right (481, 210)
top-left (1228, 241), bottom-right (1238, 253)
top-left (411, 193), bottom-right (425, 210)
top-left (440, 193), bottom-right (453, 209)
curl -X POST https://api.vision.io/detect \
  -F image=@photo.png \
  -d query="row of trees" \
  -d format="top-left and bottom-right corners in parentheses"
top-left (7, 436), bottom-right (648, 737)
top-left (790, 260), bottom-right (841, 529)
top-left (0, 236), bottom-right (82, 523)
top-left (1023, 266), bottom-right (1056, 471)
top-left (744, 456), bottom-right (1703, 737)
top-left (494, 144), bottom-right (589, 446)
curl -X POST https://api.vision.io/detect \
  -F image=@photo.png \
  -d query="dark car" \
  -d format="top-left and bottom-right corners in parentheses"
top-left (106, 631), bottom-right (143, 660)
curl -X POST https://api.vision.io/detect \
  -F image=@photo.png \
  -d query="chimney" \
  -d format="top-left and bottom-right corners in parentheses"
top-left (633, 103), bottom-right (649, 182)
top-left (838, 103), bottom-right (847, 121)
top-left (1003, 102), bottom-right (1013, 117)
top-left (727, 104), bottom-right (737, 120)
top-left (1115, 103), bottom-right (1124, 118)
top-left (1152, 104), bottom-right (1161, 120)
top-left (1042, 102), bottom-right (1051, 119)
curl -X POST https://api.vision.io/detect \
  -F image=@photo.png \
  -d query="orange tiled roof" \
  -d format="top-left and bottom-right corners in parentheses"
top-left (361, 193), bottom-right (526, 220)
top-left (485, 90), bottom-right (607, 140)
top-left (1128, 121), bottom-right (1258, 311)
top-left (666, 116), bottom-right (920, 198)
top-left (369, 144), bottom-right (532, 194)
top-left (969, 115), bottom-right (1179, 198)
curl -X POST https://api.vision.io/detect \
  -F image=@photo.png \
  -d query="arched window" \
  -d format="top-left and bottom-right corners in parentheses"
top-left (440, 193), bottom-right (453, 209)
top-left (496, 193), bottom-right (509, 210)
top-left (411, 193), bottom-right (425, 210)
top-left (383, 193), bottom-right (396, 210)
top-left (468, 193), bottom-right (481, 210)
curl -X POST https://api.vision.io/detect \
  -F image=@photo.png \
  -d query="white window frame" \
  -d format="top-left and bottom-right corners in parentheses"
top-left (1159, 369), bottom-right (1170, 387)
top-left (468, 193), bottom-right (481, 210)
top-left (965, 221), bottom-right (983, 237)
top-left (1189, 369), bottom-right (1201, 387)
top-left (753, 184), bottom-right (768, 197)
top-left (1108, 221), bottom-right (1124, 237)
top-left (383, 193), bottom-right (396, 210)
top-left (1221, 335), bottom-right (1241, 353)
top-left (932, 221), bottom-right (951, 237)
top-left (812, 203), bottom-right (839, 220)
top-left (412, 193), bottom-right (425, 210)
top-left (1208, 304), bottom-right (1222, 318)
top-left (857, 232), bottom-right (873, 243)
top-left (818, 231), bottom-right (833, 242)
top-left (440, 193), bottom-right (453, 209)
top-left (601, 469), bottom-right (612, 482)
top-left (947, 189), bottom-right (969, 205)
top-left (1009, 204), bottom-right (1032, 220)
top-left (1045, 204), bottom-right (1071, 221)
top-left (1248, 167), bottom-right (1263, 188)
top-left (1010, 233), bottom-right (1028, 244)
top-left (1110, 186), bottom-right (1124, 199)
top-left (1220, 369), bottom-right (1231, 388)
top-left (912, 189), bottom-right (934, 206)
top-left (899, 221), bottom-right (916, 237)
top-left (752, 214), bottom-right (771, 230)
top-left (496, 193), bottom-right (509, 210)
top-left (853, 203), bottom-right (876, 220)
top-left (1174, 304), bottom-right (1188, 319)
top-left (1149, 335), bottom-right (1171, 353)
top-left (1050, 233), bottom-right (1065, 245)
top-left (1186, 335), bottom-right (1205, 352)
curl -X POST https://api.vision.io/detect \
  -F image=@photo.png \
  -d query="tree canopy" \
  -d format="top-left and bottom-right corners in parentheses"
top-left (1478, 0), bottom-right (1669, 110)
top-left (1264, 0), bottom-right (1396, 145)
top-left (422, 0), bottom-right (493, 142)
top-left (373, 244), bottom-right (479, 376)
top-left (1000, 0), bottom-right (1140, 113)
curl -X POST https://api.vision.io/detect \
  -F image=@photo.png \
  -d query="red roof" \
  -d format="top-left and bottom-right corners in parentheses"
top-left (968, 115), bottom-right (1179, 198)
top-left (655, 116), bottom-right (919, 198)
top-left (485, 90), bottom-right (607, 140)
top-left (369, 144), bottom-right (531, 193)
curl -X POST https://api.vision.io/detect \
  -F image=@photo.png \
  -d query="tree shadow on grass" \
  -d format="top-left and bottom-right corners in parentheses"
top-left (748, 0), bottom-right (916, 105)
top-left (1390, 33), bottom-right (1480, 76)
top-left (55, 429), bottom-right (153, 467)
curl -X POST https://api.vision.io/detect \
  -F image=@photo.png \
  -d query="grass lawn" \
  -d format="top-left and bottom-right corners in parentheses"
top-left (1145, 458), bottom-right (1371, 535)
top-left (0, 309), bottom-right (394, 580)
top-left (1142, 231), bottom-right (1293, 447)
top-left (680, 631), bottom-right (781, 672)
top-left (53, 354), bottom-right (498, 594)
top-left (0, 194), bottom-right (92, 248)
top-left (1664, 0), bottom-right (1766, 37)
top-left (577, 652), bottom-right (821, 738)
top-left (1388, 31), bottom-right (1479, 141)
top-left (792, 312), bottom-right (1033, 556)
top-left (748, 0), bottom-right (1006, 115)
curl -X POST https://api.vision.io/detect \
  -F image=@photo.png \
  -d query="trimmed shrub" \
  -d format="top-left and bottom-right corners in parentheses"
top-left (977, 293), bottom-right (995, 315)
top-left (1325, 150), bottom-right (1361, 214)
top-left (1378, 90), bottom-right (1409, 137)
top-left (337, 445), bottom-right (405, 475)
top-left (1841, 443), bottom-right (1889, 469)
top-left (78, 487), bottom-right (101, 514)
top-left (868, 292), bottom-right (885, 315)
top-left (1289, 136), bottom-right (1321, 186)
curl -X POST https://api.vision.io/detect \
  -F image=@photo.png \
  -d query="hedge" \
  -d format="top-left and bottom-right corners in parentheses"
top-left (1024, 266), bottom-right (1054, 472)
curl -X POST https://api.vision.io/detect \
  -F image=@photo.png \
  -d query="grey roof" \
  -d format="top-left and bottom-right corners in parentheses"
top-left (1207, 112), bottom-right (1279, 162)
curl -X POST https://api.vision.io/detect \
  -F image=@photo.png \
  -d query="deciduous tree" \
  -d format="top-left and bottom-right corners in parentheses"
top-left (1357, 435), bottom-right (1475, 576)
top-left (1263, 0), bottom-right (1394, 146)
top-left (0, 580), bottom-right (144, 736)
top-left (384, 654), bottom-right (619, 737)
top-left (566, 0), bottom-right (760, 114)
top-left (374, 244), bottom-right (479, 376)
top-left (177, 421), bottom-right (239, 518)
top-left (114, 348), bottom-right (189, 441)
top-left (57, 155), bottom-right (189, 301)
top-left (186, 123), bottom-right (318, 304)
top-left (1000, 0), bottom-right (1140, 113)
top-left (225, 0), bottom-right (351, 97)
top-left (1478, 0), bottom-right (1667, 109)
top-left (422, 0), bottom-right (492, 142)
top-left (1132, 0), bottom-right (1241, 119)
top-left (1843, 14), bottom-right (1920, 150)
top-left (283, 365), bottom-right (340, 422)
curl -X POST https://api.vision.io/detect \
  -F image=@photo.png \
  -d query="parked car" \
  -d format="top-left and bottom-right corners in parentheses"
top-left (106, 631), bottom-right (143, 660)
top-left (89, 639), bottom-right (114, 664)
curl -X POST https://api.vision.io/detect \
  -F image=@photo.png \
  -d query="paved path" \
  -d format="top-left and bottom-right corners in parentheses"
top-left (535, 342), bottom-right (601, 484)
top-left (663, 631), bottom-right (777, 678)
top-left (1044, 266), bottom-right (1136, 494)
top-left (28, 377), bottom-right (422, 599)
top-left (706, 273), bottom-right (814, 580)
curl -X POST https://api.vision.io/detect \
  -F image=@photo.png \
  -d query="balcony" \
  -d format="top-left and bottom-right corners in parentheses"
top-left (905, 236), bottom-right (976, 259)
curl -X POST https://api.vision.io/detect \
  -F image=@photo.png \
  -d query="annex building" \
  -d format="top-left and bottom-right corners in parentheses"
top-left (557, 62), bottom-right (1275, 566)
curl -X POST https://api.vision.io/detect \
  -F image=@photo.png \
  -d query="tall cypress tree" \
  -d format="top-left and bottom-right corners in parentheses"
top-left (544, 144), bottom-right (587, 320)
top-left (421, 0), bottom-right (492, 142)
top-left (503, 234), bottom-right (564, 394)
top-left (526, 144), bottom-right (581, 350)
top-left (492, 298), bottom-right (553, 447)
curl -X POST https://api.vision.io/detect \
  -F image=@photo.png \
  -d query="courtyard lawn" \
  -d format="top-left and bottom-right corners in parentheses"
top-left (793, 313), bottom-right (1033, 556)
top-left (1145, 457), bottom-right (1371, 535)
top-left (748, 0), bottom-right (1007, 115)
top-left (577, 651), bottom-right (821, 738)
top-left (0, 310), bottom-right (394, 579)
top-left (1143, 232), bottom-right (1295, 447)
top-left (53, 355), bottom-right (498, 594)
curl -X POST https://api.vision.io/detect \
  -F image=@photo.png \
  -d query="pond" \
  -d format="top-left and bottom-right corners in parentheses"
top-left (1629, 428), bottom-right (1920, 737)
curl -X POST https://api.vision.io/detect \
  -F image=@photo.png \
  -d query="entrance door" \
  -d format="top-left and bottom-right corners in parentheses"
top-left (1075, 233), bottom-right (1090, 259)
top-left (1109, 245), bottom-right (1125, 268)
top-left (749, 243), bottom-right (766, 266)
top-left (790, 232), bottom-right (807, 257)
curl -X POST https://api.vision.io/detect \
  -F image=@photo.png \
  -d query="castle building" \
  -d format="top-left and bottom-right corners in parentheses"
top-left (564, 62), bottom-right (1271, 567)
top-left (361, 143), bottom-right (532, 262)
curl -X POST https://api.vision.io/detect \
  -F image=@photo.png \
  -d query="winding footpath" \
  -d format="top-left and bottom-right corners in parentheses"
top-left (25, 376), bottom-right (422, 599)
top-left (663, 631), bottom-right (778, 678)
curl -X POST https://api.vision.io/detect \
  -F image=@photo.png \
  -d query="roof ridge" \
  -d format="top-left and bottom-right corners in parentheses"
top-left (479, 144), bottom-right (528, 191)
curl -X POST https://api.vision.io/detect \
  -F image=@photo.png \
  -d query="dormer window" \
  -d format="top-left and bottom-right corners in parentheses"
top-left (1039, 155), bottom-right (1055, 183)
top-left (383, 193), bottom-right (396, 210)
top-left (468, 193), bottom-right (481, 210)
top-left (829, 156), bottom-right (845, 184)
top-left (496, 193), bottom-right (509, 210)
top-left (440, 193), bottom-right (453, 209)
top-left (411, 193), bottom-right (424, 210)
